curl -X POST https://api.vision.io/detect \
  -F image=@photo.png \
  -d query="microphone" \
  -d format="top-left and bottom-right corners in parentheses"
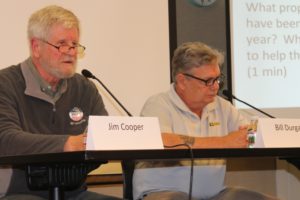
top-left (222, 90), bottom-right (275, 118)
top-left (82, 69), bottom-right (132, 116)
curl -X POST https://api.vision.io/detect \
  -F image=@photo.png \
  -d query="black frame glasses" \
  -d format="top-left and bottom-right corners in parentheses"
top-left (183, 73), bottom-right (224, 86)
top-left (41, 40), bottom-right (86, 55)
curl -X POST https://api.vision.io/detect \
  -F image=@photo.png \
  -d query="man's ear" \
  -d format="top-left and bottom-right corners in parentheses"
top-left (31, 38), bottom-right (41, 57)
top-left (175, 73), bottom-right (187, 90)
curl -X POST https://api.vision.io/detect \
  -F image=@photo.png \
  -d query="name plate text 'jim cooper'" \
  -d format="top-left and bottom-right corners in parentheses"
top-left (86, 116), bottom-right (164, 150)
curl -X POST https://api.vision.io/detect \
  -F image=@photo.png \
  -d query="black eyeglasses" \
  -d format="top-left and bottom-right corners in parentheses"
top-left (183, 73), bottom-right (224, 86)
top-left (40, 40), bottom-right (86, 55)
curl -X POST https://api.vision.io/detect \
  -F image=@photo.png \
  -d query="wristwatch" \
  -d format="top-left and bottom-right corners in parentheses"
top-left (180, 135), bottom-right (195, 146)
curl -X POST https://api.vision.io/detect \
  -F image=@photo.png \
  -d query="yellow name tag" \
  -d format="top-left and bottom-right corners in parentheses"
top-left (209, 122), bottom-right (220, 127)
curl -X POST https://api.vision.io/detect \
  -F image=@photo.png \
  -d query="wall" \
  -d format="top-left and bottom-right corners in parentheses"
top-left (175, 0), bottom-right (229, 89)
top-left (174, 0), bottom-right (299, 199)
top-left (0, 0), bottom-right (170, 116)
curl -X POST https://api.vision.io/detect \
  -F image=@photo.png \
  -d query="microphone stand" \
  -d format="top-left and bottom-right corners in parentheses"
top-left (231, 94), bottom-right (275, 118)
top-left (95, 77), bottom-right (132, 116)
top-left (82, 70), bottom-right (132, 117)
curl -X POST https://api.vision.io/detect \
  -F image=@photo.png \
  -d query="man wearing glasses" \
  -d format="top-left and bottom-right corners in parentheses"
top-left (0, 5), bottom-right (120, 200)
top-left (133, 42), bottom-right (279, 200)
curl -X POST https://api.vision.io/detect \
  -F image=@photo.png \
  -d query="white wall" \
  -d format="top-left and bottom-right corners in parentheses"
top-left (0, 0), bottom-right (170, 116)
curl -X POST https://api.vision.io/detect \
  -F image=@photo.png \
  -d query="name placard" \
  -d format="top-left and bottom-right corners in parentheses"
top-left (254, 118), bottom-right (300, 148)
top-left (86, 116), bottom-right (164, 150)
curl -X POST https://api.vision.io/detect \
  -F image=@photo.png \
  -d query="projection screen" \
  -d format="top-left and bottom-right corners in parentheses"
top-left (229, 0), bottom-right (300, 118)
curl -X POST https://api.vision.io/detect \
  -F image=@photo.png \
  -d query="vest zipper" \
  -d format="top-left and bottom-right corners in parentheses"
top-left (52, 104), bottom-right (56, 124)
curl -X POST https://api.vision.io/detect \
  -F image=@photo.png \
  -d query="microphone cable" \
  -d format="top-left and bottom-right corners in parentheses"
top-left (164, 143), bottom-right (194, 200)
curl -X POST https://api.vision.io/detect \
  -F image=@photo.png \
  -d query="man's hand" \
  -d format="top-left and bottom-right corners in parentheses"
top-left (223, 129), bottom-right (248, 148)
top-left (161, 130), bottom-right (249, 149)
top-left (161, 132), bottom-right (184, 147)
top-left (63, 134), bottom-right (85, 152)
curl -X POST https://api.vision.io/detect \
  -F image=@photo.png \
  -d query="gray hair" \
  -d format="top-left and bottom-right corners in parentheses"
top-left (171, 42), bottom-right (224, 82)
top-left (27, 5), bottom-right (80, 41)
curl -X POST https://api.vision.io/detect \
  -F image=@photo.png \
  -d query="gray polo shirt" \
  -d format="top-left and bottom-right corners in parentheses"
top-left (133, 84), bottom-right (248, 199)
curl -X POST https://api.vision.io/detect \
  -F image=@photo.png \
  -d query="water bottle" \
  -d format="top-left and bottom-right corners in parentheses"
top-left (248, 116), bottom-right (258, 148)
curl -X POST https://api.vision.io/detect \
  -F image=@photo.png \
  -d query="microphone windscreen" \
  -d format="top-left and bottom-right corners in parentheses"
top-left (81, 69), bottom-right (94, 78)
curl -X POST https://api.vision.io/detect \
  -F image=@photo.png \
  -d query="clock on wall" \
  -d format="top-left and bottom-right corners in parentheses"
top-left (189, 0), bottom-right (217, 7)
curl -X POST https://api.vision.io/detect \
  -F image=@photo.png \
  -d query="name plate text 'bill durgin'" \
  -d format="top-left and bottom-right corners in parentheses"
top-left (254, 118), bottom-right (300, 148)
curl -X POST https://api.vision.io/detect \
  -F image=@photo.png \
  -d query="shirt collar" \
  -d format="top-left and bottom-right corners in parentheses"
top-left (168, 83), bottom-right (217, 118)
top-left (21, 57), bottom-right (67, 103)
